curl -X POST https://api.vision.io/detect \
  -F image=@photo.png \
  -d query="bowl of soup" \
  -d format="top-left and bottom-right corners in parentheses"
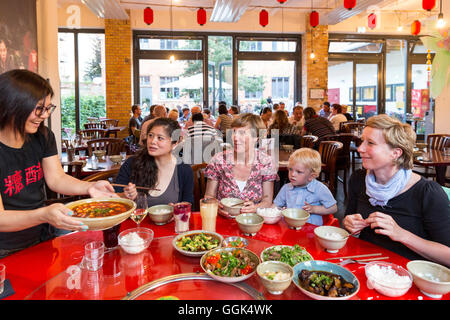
top-left (65, 197), bottom-right (136, 231)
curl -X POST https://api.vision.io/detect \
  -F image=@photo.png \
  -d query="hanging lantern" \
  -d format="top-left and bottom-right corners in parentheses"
top-left (143, 7), bottom-right (154, 25)
top-left (422, 0), bottom-right (436, 11)
top-left (277, 0), bottom-right (287, 3)
top-left (344, 0), bottom-right (356, 10)
top-left (309, 11), bottom-right (319, 28)
top-left (197, 8), bottom-right (207, 26)
top-left (411, 20), bottom-right (421, 35)
top-left (259, 9), bottom-right (269, 27)
top-left (368, 13), bottom-right (376, 29)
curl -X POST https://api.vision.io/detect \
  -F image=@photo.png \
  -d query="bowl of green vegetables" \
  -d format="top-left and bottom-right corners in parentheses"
top-left (172, 230), bottom-right (223, 257)
top-left (260, 244), bottom-right (313, 267)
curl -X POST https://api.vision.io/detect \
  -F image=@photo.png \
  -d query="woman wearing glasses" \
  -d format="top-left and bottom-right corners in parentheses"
top-left (0, 69), bottom-right (117, 258)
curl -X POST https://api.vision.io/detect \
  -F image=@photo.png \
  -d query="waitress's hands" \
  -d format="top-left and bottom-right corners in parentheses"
top-left (88, 180), bottom-right (118, 198)
top-left (123, 182), bottom-right (137, 200)
top-left (365, 212), bottom-right (406, 242)
top-left (342, 214), bottom-right (369, 236)
top-left (41, 203), bottom-right (88, 231)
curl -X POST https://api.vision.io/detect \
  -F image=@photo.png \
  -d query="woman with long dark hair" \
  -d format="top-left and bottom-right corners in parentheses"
top-left (0, 69), bottom-right (116, 258)
top-left (116, 117), bottom-right (194, 206)
top-left (269, 110), bottom-right (301, 136)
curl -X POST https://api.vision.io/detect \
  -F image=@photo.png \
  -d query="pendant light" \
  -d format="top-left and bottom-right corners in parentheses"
top-left (437, 0), bottom-right (445, 28)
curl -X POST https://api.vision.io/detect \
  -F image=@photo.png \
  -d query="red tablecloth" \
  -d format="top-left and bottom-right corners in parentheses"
top-left (1, 212), bottom-right (448, 300)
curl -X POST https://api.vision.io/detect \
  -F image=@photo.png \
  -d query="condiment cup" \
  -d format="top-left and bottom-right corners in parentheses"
top-left (407, 260), bottom-right (450, 299)
top-left (281, 208), bottom-right (310, 230)
top-left (118, 227), bottom-right (154, 255)
top-left (257, 261), bottom-right (294, 295)
top-left (223, 236), bottom-right (249, 248)
top-left (235, 213), bottom-right (264, 236)
top-left (314, 226), bottom-right (349, 253)
top-left (365, 261), bottom-right (413, 297)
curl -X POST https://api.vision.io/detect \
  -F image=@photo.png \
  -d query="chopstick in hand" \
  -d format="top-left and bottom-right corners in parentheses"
top-left (111, 183), bottom-right (160, 192)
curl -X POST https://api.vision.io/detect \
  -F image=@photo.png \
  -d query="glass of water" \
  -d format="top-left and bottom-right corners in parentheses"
top-left (120, 151), bottom-right (127, 162)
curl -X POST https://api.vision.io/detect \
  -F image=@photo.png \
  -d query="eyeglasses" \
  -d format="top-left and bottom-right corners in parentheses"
top-left (35, 103), bottom-right (57, 117)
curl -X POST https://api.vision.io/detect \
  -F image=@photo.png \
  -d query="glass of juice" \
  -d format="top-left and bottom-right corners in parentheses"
top-left (200, 197), bottom-right (218, 232)
top-left (173, 202), bottom-right (191, 233)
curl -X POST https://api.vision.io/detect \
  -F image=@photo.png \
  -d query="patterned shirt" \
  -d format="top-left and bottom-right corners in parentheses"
top-left (205, 149), bottom-right (278, 202)
top-left (303, 116), bottom-right (335, 139)
top-left (273, 179), bottom-right (337, 226)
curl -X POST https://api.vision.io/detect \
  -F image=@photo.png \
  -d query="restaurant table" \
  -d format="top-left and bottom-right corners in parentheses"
top-left (61, 155), bottom-right (128, 177)
top-left (413, 149), bottom-right (450, 186)
top-left (1, 212), bottom-right (447, 301)
top-left (104, 126), bottom-right (126, 138)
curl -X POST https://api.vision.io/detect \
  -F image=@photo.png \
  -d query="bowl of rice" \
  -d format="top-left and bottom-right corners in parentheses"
top-left (256, 207), bottom-right (282, 224)
top-left (407, 260), bottom-right (450, 299)
top-left (118, 227), bottom-right (154, 254)
top-left (314, 226), bottom-right (349, 253)
top-left (365, 261), bottom-right (413, 297)
top-left (148, 204), bottom-right (173, 225)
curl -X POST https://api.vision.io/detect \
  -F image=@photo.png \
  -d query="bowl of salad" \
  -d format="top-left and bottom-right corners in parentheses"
top-left (201, 247), bottom-right (260, 283)
top-left (261, 245), bottom-right (313, 267)
top-left (173, 230), bottom-right (223, 257)
top-left (223, 236), bottom-right (249, 248)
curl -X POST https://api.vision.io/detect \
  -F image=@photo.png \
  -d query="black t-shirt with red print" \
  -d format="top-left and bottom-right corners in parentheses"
top-left (0, 126), bottom-right (58, 253)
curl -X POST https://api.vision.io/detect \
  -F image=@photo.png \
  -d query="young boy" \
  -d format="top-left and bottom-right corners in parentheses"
top-left (273, 148), bottom-right (337, 225)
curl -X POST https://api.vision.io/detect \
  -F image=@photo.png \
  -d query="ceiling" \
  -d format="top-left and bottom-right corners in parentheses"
top-left (61, 0), bottom-right (439, 25)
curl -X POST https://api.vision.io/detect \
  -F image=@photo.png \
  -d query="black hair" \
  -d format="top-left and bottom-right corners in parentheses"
top-left (323, 101), bottom-right (330, 107)
top-left (261, 106), bottom-right (272, 115)
top-left (303, 107), bottom-right (317, 120)
top-left (203, 108), bottom-right (211, 115)
top-left (230, 106), bottom-right (239, 114)
top-left (130, 118), bottom-right (181, 188)
top-left (218, 101), bottom-right (227, 107)
top-left (218, 104), bottom-right (228, 115)
top-left (192, 112), bottom-right (204, 122)
top-left (331, 103), bottom-right (342, 113)
top-left (0, 69), bottom-right (54, 135)
top-left (131, 104), bottom-right (140, 114)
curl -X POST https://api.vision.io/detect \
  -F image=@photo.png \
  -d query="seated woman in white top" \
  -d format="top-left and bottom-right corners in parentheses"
top-left (328, 104), bottom-right (348, 131)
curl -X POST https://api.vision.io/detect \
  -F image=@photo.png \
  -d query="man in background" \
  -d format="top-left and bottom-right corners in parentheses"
top-left (318, 101), bottom-right (331, 118)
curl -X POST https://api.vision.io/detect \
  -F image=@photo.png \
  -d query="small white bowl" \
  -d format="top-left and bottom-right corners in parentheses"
top-left (365, 261), bottom-right (413, 297)
top-left (257, 261), bottom-right (294, 295)
top-left (407, 260), bottom-right (450, 299)
top-left (314, 226), bottom-right (349, 253)
top-left (281, 208), bottom-right (310, 230)
top-left (118, 227), bottom-right (153, 255)
top-left (256, 207), bottom-right (282, 224)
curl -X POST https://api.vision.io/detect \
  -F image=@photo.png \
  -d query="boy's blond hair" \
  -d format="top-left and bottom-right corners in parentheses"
top-left (288, 148), bottom-right (322, 176)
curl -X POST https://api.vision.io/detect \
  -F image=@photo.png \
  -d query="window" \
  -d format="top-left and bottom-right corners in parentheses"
top-left (160, 76), bottom-right (180, 100)
top-left (139, 38), bottom-right (201, 51)
top-left (329, 41), bottom-right (382, 53)
top-left (160, 39), bottom-right (178, 50)
top-left (140, 76), bottom-right (151, 86)
top-left (58, 29), bottom-right (106, 133)
top-left (272, 77), bottom-right (289, 98)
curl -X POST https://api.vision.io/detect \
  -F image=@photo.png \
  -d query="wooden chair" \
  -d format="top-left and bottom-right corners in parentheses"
top-left (318, 140), bottom-right (343, 196)
top-left (339, 121), bottom-right (365, 134)
top-left (300, 135), bottom-right (318, 149)
top-left (322, 133), bottom-right (354, 198)
top-left (413, 134), bottom-right (450, 180)
top-left (100, 119), bottom-right (119, 128)
top-left (84, 122), bottom-right (105, 129)
top-left (192, 163), bottom-right (207, 212)
top-left (86, 138), bottom-right (126, 157)
top-left (80, 128), bottom-right (106, 140)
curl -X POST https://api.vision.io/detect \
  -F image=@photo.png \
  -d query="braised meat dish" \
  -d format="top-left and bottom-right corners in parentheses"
top-left (298, 270), bottom-right (356, 297)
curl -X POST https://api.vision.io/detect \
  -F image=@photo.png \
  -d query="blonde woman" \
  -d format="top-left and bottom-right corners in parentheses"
top-left (343, 114), bottom-right (450, 266)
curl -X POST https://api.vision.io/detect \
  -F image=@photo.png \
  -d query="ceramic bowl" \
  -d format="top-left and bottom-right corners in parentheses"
top-left (235, 213), bottom-right (264, 236)
top-left (282, 208), bottom-right (310, 230)
top-left (109, 155), bottom-right (123, 164)
top-left (256, 207), bottom-right (282, 224)
top-left (314, 226), bottom-right (350, 253)
top-left (407, 260), bottom-right (450, 299)
top-left (201, 247), bottom-right (260, 283)
top-left (365, 261), bottom-right (413, 297)
top-left (172, 230), bottom-right (223, 257)
top-left (66, 197), bottom-right (136, 231)
top-left (293, 260), bottom-right (360, 300)
top-left (93, 150), bottom-right (106, 159)
top-left (118, 227), bottom-right (153, 254)
top-left (147, 204), bottom-right (174, 225)
top-left (220, 198), bottom-right (244, 217)
top-left (257, 261), bottom-right (294, 295)
top-left (222, 236), bottom-right (249, 248)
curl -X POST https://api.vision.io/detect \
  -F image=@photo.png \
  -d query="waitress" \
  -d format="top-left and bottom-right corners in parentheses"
top-left (0, 69), bottom-right (117, 258)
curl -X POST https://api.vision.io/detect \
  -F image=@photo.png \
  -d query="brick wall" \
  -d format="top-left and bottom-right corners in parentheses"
top-left (105, 18), bottom-right (132, 139)
top-left (302, 20), bottom-right (328, 112)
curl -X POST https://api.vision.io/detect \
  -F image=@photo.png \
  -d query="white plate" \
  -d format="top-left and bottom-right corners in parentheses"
top-left (172, 230), bottom-right (223, 257)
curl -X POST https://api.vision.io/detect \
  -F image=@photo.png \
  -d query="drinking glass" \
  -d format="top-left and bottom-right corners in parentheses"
top-left (200, 197), bottom-right (218, 232)
top-left (131, 193), bottom-right (148, 228)
top-left (120, 151), bottom-right (127, 162)
top-left (84, 241), bottom-right (105, 271)
top-left (173, 202), bottom-right (191, 233)
top-left (103, 224), bottom-right (121, 248)
top-left (79, 149), bottom-right (86, 160)
top-left (0, 264), bottom-right (5, 295)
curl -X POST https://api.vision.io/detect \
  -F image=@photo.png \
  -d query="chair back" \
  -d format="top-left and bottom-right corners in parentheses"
top-left (322, 133), bottom-right (353, 168)
top-left (339, 121), bottom-right (365, 134)
top-left (80, 128), bottom-right (106, 140)
top-left (318, 140), bottom-right (343, 195)
top-left (300, 135), bottom-right (318, 148)
top-left (87, 138), bottom-right (125, 156)
top-left (82, 168), bottom-right (120, 183)
top-left (84, 122), bottom-right (105, 129)
top-left (191, 163), bottom-right (207, 212)
top-left (101, 119), bottom-right (119, 128)
top-left (427, 134), bottom-right (450, 151)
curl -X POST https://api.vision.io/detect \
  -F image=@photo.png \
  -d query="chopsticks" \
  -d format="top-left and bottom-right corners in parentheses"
top-left (111, 183), bottom-right (160, 192)
top-left (325, 253), bottom-right (383, 261)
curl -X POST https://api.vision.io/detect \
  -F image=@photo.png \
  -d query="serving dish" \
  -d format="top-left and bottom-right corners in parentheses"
top-left (172, 230), bottom-right (223, 257)
top-left (260, 245), bottom-right (313, 267)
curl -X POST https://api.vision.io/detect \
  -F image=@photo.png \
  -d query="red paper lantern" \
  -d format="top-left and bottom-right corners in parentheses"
top-left (197, 8), bottom-right (207, 26)
top-left (309, 11), bottom-right (319, 28)
top-left (277, 0), bottom-right (287, 3)
top-left (368, 13), bottom-right (376, 29)
top-left (411, 20), bottom-right (421, 35)
top-left (422, 0), bottom-right (436, 11)
top-left (143, 7), bottom-right (153, 25)
top-left (344, 0), bottom-right (357, 10)
top-left (259, 9), bottom-right (269, 27)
